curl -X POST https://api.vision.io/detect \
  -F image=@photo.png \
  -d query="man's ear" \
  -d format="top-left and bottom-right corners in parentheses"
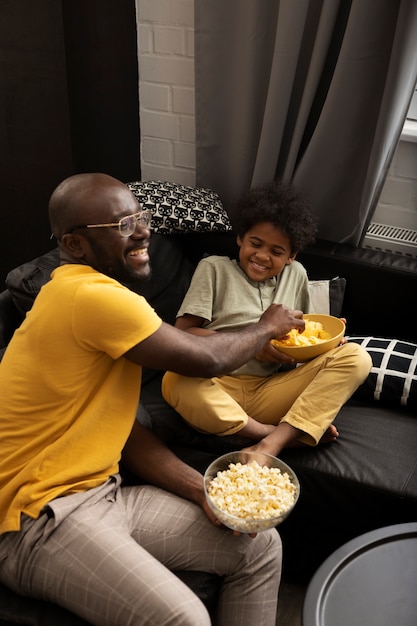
top-left (60, 233), bottom-right (87, 260)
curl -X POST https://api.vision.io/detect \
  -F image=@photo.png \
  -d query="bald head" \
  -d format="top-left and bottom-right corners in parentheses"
top-left (48, 172), bottom-right (150, 282)
top-left (49, 173), bottom-right (132, 240)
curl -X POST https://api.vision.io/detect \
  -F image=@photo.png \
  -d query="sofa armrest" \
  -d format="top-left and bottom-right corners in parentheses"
top-left (298, 240), bottom-right (417, 342)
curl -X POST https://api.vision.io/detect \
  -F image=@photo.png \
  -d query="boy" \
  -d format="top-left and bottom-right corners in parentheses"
top-left (162, 181), bottom-right (372, 456)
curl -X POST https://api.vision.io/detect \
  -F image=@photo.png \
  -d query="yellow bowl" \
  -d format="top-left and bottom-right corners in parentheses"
top-left (272, 313), bottom-right (345, 362)
top-left (204, 451), bottom-right (300, 533)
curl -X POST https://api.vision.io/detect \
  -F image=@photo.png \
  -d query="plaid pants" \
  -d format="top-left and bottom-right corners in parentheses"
top-left (0, 477), bottom-right (281, 626)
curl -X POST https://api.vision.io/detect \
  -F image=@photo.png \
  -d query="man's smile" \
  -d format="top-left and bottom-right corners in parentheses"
top-left (129, 247), bottom-right (148, 257)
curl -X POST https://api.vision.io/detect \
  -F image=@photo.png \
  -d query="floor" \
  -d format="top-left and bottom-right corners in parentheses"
top-left (276, 577), bottom-right (307, 626)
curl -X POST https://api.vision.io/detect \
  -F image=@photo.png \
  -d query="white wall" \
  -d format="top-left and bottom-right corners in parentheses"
top-left (135, 0), bottom-right (196, 186)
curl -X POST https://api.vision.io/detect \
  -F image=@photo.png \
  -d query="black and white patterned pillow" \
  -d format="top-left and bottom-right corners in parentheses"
top-left (126, 180), bottom-right (232, 234)
top-left (348, 336), bottom-right (417, 411)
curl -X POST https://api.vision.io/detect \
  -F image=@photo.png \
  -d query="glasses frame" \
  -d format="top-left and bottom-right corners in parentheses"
top-left (65, 209), bottom-right (152, 237)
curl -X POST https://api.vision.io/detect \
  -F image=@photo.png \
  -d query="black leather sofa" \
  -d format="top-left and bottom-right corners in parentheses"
top-left (1, 229), bottom-right (417, 624)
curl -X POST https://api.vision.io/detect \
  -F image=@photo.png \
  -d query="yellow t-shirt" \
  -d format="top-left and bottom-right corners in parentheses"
top-left (0, 265), bottom-right (162, 533)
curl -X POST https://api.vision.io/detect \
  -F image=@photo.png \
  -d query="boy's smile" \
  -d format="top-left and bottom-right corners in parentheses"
top-left (237, 221), bottom-right (296, 282)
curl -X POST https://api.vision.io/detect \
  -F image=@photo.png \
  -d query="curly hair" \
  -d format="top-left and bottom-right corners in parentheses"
top-left (231, 181), bottom-right (318, 253)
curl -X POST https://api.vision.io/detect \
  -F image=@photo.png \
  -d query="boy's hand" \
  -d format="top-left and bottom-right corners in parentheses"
top-left (255, 341), bottom-right (296, 364)
top-left (339, 318), bottom-right (347, 344)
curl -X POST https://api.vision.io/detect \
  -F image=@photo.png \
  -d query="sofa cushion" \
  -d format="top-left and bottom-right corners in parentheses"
top-left (5, 236), bottom-right (194, 324)
top-left (298, 240), bottom-right (417, 342)
top-left (0, 290), bottom-right (22, 351)
top-left (0, 581), bottom-right (90, 625)
top-left (127, 180), bottom-right (232, 234)
top-left (348, 337), bottom-right (417, 410)
top-left (279, 400), bottom-right (417, 580)
top-left (6, 248), bottom-right (60, 317)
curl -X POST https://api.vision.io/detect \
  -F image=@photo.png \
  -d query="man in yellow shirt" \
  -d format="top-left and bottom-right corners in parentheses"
top-left (0, 173), bottom-right (306, 626)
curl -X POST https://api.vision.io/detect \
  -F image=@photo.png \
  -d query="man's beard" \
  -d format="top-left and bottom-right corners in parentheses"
top-left (124, 265), bottom-right (152, 292)
top-left (107, 259), bottom-right (152, 285)
top-left (87, 238), bottom-right (151, 285)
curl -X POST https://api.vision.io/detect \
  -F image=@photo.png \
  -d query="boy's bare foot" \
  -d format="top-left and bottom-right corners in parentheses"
top-left (242, 423), bottom-right (339, 457)
top-left (319, 424), bottom-right (339, 443)
top-left (286, 424), bottom-right (339, 448)
top-left (239, 418), bottom-right (276, 441)
top-left (242, 422), bottom-right (302, 457)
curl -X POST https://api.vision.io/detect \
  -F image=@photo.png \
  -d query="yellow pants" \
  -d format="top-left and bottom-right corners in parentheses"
top-left (162, 342), bottom-right (372, 446)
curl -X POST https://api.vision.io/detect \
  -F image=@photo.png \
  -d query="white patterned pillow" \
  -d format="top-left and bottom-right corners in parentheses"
top-left (348, 336), bottom-right (417, 410)
top-left (308, 277), bottom-right (346, 317)
top-left (126, 180), bottom-right (232, 234)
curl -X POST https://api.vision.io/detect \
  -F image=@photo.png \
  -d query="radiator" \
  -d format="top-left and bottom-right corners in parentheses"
top-left (363, 222), bottom-right (417, 258)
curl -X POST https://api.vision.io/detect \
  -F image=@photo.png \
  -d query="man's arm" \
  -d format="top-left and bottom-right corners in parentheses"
top-left (176, 313), bottom-right (297, 365)
top-left (175, 313), bottom-right (215, 335)
top-left (124, 303), bottom-right (304, 377)
top-left (122, 420), bottom-right (218, 523)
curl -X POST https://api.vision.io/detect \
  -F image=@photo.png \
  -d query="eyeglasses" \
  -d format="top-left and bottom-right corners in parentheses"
top-left (66, 209), bottom-right (152, 237)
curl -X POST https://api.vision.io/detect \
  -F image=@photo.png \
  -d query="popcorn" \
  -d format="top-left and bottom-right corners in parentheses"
top-left (207, 460), bottom-right (297, 532)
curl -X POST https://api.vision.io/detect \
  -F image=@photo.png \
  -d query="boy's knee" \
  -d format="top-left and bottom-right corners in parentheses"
top-left (345, 341), bottom-right (372, 379)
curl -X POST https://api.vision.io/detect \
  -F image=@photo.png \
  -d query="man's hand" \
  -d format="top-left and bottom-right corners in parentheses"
top-left (202, 498), bottom-right (257, 538)
top-left (123, 421), bottom-right (258, 537)
top-left (258, 304), bottom-right (305, 340)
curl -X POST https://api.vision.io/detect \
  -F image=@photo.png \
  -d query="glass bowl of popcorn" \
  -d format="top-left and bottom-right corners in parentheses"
top-left (204, 451), bottom-right (300, 533)
top-left (270, 313), bottom-right (345, 362)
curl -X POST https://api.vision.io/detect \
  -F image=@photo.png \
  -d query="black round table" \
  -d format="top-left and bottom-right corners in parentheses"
top-left (302, 522), bottom-right (417, 626)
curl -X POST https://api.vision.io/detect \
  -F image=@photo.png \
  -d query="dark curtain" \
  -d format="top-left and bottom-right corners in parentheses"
top-left (195, 0), bottom-right (417, 245)
top-left (62, 0), bottom-right (140, 177)
top-left (0, 0), bottom-right (140, 286)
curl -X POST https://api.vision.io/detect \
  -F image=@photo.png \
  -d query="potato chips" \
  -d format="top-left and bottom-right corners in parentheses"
top-left (271, 320), bottom-right (331, 348)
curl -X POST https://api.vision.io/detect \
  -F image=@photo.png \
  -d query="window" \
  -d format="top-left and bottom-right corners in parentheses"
top-left (363, 83), bottom-right (417, 257)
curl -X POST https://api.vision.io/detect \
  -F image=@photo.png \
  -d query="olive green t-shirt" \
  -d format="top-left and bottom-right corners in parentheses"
top-left (177, 255), bottom-right (311, 376)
